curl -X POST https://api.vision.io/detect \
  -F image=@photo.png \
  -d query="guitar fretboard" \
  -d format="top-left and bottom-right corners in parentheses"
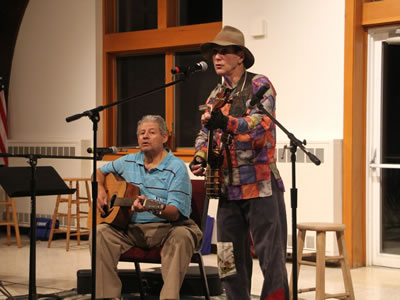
top-left (113, 198), bottom-right (133, 207)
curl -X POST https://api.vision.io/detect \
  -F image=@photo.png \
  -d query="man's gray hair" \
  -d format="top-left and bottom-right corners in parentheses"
top-left (137, 115), bottom-right (168, 136)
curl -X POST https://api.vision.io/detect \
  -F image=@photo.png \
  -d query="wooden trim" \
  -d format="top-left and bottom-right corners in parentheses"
top-left (103, 147), bottom-right (195, 162)
top-left (103, 0), bottom-right (117, 147)
top-left (158, 0), bottom-right (167, 29)
top-left (165, 52), bottom-right (175, 151)
top-left (363, 0), bottom-right (400, 26)
top-left (103, 53), bottom-right (117, 146)
top-left (362, 30), bottom-right (368, 267)
top-left (103, 0), bottom-right (116, 34)
top-left (158, 0), bottom-right (178, 28)
top-left (343, 0), bottom-right (366, 268)
top-left (103, 22), bottom-right (221, 54)
top-left (166, 0), bottom-right (178, 28)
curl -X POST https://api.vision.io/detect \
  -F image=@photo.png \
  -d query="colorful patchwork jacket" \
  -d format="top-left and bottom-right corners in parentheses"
top-left (194, 71), bottom-right (285, 200)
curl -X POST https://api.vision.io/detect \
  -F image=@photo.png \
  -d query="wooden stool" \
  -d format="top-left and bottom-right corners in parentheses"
top-left (0, 195), bottom-right (21, 248)
top-left (290, 222), bottom-right (355, 300)
top-left (48, 178), bottom-right (91, 251)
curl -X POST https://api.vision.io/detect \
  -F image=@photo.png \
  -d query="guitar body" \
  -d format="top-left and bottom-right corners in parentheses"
top-left (88, 173), bottom-right (166, 230)
top-left (88, 174), bottom-right (138, 230)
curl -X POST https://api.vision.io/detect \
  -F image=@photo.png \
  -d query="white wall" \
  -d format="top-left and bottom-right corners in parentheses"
top-left (3, 0), bottom-right (102, 223)
top-left (9, 0), bottom-right (100, 142)
top-left (224, 0), bottom-right (345, 141)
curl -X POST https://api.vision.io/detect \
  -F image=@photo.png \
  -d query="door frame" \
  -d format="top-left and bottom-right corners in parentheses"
top-left (344, 0), bottom-right (400, 267)
top-left (366, 26), bottom-right (400, 267)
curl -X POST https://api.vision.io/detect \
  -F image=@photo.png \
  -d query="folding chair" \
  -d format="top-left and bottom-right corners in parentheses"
top-left (119, 179), bottom-right (211, 300)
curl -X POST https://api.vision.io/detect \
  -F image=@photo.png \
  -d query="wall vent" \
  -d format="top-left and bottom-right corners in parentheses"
top-left (8, 145), bottom-right (75, 156)
top-left (277, 146), bottom-right (325, 164)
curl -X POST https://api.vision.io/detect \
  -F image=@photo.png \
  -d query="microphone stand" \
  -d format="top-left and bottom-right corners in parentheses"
top-left (254, 102), bottom-right (321, 300)
top-left (0, 153), bottom-right (93, 300)
top-left (66, 74), bottom-right (190, 300)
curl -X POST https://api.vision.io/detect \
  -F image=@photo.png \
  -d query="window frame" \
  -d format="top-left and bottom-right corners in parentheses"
top-left (102, 0), bottom-right (221, 161)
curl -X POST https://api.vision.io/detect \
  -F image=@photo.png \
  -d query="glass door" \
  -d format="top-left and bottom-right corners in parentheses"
top-left (366, 27), bottom-right (400, 268)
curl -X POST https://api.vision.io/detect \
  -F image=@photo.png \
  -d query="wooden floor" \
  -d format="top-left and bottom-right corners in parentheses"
top-left (1, 234), bottom-right (400, 299)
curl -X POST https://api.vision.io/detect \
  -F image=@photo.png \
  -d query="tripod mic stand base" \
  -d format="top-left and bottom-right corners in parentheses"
top-left (9, 293), bottom-right (62, 300)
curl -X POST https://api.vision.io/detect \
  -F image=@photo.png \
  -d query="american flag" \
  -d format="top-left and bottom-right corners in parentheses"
top-left (0, 85), bottom-right (8, 166)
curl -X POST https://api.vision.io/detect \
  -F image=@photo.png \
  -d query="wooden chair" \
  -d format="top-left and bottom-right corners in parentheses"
top-left (0, 195), bottom-right (21, 247)
top-left (119, 179), bottom-right (211, 300)
top-left (47, 178), bottom-right (91, 251)
top-left (290, 222), bottom-right (355, 300)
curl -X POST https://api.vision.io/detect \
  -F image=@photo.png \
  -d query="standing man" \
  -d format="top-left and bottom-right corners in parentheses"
top-left (190, 26), bottom-right (289, 300)
top-left (91, 115), bottom-right (203, 300)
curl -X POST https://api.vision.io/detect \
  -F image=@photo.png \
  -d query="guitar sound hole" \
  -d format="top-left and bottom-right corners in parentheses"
top-left (110, 194), bottom-right (117, 208)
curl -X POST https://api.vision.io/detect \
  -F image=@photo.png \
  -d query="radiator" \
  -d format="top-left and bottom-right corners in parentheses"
top-left (0, 139), bottom-right (93, 228)
top-left (277, 139), bottom-right (343, 256)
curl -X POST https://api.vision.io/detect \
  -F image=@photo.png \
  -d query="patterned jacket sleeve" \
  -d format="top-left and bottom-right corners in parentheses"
top-left (225, 75), bottom-right (277, 144)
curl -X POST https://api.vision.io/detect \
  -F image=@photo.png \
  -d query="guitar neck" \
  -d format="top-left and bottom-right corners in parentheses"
top-left (112, 197), bottom-right (166, 210)
top-left (206, 128), bottom-right (213, 163)
top-left (113, 198), bottom-right (134, 207)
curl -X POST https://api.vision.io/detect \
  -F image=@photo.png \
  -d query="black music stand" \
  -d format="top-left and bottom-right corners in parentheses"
top-left (0, 166), bottom-right (75, 299)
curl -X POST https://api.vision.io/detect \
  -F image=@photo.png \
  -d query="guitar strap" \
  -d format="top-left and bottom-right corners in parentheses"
top-left (224, 71), bottom-right (256, 186)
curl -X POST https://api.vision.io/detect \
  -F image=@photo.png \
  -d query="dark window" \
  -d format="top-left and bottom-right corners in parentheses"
top-left (117, 0), bottom-right (158, 32)
top-left (116, 54), bottom-right (165, 147)
top-left (178, 0), bottom-right (222, 26)
top-left (381, 42), bottom-right (400, 255)
top-left (174, 51), bottom-right (220, 147)
top-left (381, 43), bottom-right (400, 164)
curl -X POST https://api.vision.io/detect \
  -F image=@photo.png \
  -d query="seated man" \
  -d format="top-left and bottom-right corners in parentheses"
top-left (90, 115), bottom-right (203, 300)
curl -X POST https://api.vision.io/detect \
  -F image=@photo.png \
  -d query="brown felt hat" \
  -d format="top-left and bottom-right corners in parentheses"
top-left (200, 26), bottom-right (255, 69)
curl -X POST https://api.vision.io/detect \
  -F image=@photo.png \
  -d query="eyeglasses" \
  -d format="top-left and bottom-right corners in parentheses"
top-left (212, 46), bottom-right (241, 56)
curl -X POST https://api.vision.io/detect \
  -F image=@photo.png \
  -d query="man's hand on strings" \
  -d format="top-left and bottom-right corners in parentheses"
top-left (201, 109), bottom-right (212, 127)
top-left (131, 195), bottom-right (147, 212)
top-left (205, 109), bottom-right (228, 131)
top-left (190, 156), bottom-right (206, 176)
top-left (97, 186), bottom-right (108, 216)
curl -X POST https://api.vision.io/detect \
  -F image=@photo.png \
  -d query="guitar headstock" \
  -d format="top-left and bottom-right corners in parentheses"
top-left (212, 87), bottom-right (232, 113)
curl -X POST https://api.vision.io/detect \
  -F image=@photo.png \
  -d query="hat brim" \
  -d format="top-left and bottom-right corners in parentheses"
top-left (200, 42), bottom-right (255, 69)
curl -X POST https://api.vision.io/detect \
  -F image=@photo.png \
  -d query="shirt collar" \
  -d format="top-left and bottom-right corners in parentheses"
top-left (137, 149), bottom-right (172, 171)
top-left (223, 71), bottom-right (246, 90)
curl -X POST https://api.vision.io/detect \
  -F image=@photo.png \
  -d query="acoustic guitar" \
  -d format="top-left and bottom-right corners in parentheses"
top-left (87, 173), bottom-right (166, 230)
top-left (204, 88), bottom-right (231, 198)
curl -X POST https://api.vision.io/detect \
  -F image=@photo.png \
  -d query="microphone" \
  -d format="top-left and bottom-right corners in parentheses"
top-left (249, 83), bottom-right (271, 107)
top-left (171, 61), bottom-right (208, 75)
top-left (87, 146), bottom-right (119, 154)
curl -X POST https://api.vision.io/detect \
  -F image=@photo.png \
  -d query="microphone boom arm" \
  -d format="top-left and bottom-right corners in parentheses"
top-left (66, 78), bottom-right (186, 123)
top-left (256, 103), bottom-right (321, 165)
